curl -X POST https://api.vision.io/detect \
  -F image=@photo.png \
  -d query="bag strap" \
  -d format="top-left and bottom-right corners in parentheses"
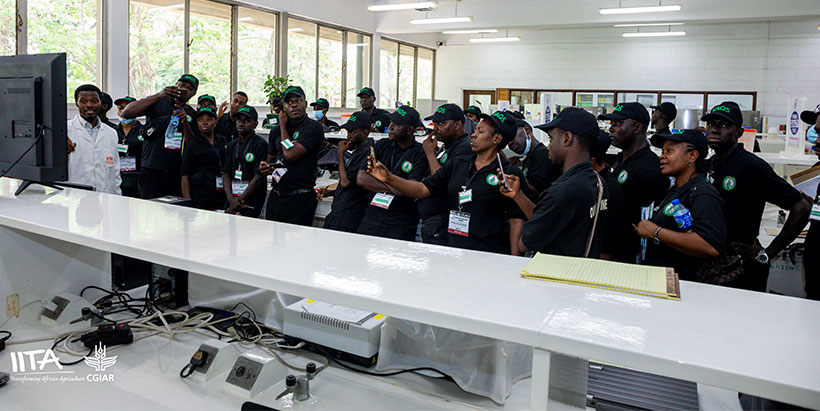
top-left (584, 173), bottom-right (605, 258)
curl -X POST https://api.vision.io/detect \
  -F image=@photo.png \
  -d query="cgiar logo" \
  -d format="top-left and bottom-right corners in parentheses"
top-left (84, 344), bottom-right (117, 372)
top-left (7, 343), bottom-right (117, 384)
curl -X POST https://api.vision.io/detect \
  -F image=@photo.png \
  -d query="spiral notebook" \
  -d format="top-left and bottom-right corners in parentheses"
top-left (521, 253), bottom-right (681, 300)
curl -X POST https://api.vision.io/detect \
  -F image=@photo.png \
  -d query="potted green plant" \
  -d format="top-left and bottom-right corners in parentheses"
top-left (262, 75), bottom-right (290, 128)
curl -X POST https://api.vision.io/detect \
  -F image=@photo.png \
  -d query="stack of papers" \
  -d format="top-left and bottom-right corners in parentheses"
top-left (521, 253), bottom-right (681, 300)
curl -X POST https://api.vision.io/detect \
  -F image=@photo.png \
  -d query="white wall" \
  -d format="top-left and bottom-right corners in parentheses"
top-left (434, 20), bottom-right (820, 125)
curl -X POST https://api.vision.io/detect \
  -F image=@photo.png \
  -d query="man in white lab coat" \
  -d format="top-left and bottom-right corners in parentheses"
top-left (67, 84), bottom-right (122, 195)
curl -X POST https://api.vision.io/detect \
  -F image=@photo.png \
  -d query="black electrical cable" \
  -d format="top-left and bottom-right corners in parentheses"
top-left (51, 336), bottom-right (91, 366)
top-left (229, 302), bottom-right (257, 321)
top-left (0, 127), bottom-right (44, 179)
top-left (306, 343), bottom-right (454, 380)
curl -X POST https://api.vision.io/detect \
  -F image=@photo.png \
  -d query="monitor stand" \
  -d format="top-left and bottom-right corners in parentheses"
top-left (14, 180), bottom-right (62, 196)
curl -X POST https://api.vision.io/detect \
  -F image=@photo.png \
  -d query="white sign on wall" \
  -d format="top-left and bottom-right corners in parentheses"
top-left (498, 100), bottom-right (511, 112)
top-left (784, 97), bottom-right (806, 156)
top-left (540, 94), bottom-right (553, 123)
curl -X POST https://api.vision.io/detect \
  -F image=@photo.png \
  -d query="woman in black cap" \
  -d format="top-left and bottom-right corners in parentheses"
top-left (366, 111), bottom-right (528, 255)
top-left (635, 129), bottom-right (728, 282)
top-left (180, 107), bottom-right (228, 210)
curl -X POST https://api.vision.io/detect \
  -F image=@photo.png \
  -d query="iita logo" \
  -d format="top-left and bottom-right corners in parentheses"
top-left (8, 343), bottom-right (117, 383)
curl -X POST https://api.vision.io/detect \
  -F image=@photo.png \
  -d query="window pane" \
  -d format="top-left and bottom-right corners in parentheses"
top-left (317, 27), bottom-right (342, 107)
top-left (379, 39), bottom-right (398, 109)
top-left (288, 18), bottom-right (317, 100)
top-left (130, 0), bottom-right (185, 98)
top-left (706, 93), bottom-right (754, 110)
top-left (189, 0), bottom-right (231, 101)
top-left (616, 92), bottom-right (657, 107)
top-left (29, 0), bottom-right (99, 100)
top-left (345, 33), bottom-right (370, 109)
top-left (398, 45), bottom-right (414, 107)
top-left (416, 48), bottom-right (433, 101)
top-left (0, 0), bottom-right (13, 55)
top-left (237, 7), bottom-right (276, 106)
top-left (661, 93), bottom-right (703, 110)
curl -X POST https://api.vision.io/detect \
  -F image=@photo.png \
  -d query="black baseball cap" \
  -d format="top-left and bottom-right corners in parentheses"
top-left (598, 102), bottom-right (650, 125)
top-left (650, 102), bottom-right (677, 120)
top-left (195, 106), bottom-right (217, 119)
top-left (310, 98), bottom-right (330, 109)
top-left (479, 111), bottom-right (518, 141)
top-left (801, 104), bottom-right (820, 125)
top-left (514, 119), bottom-right (529, 128)
top-left (591, 130), bottom-right (612, 161)
top-left (114, 96), bottom-right (136, 106)
top-left (177, 74), bottom-right (199, 90)
top-left (388, 105), bottom-right (422, 127)
top-left (357, 87), bottom-right (376, 98)
top-left (234, 105), bottom-right (258, 120)
top-left (283, 86), bottom-right (306, 101)
top-left (424, 103), bottom-right (465, 123)
top-left (464, 105), bottom-right (482, 116)
top-left (197, 94), bottom-right (216, 105)
top-left (341, 111), bottom-right (372, 131)
top-left (100, 92), bottom-right (112, 107)
top-left (536, 107), bottom-right (599, 140)
top-left (651, 129), bottom-right (708, 160)
top-left (701, 101), bottom-right (743, 128)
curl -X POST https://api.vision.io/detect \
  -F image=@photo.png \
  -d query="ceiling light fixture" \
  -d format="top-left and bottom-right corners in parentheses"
top-left (411, 0), bottom-right (472, 25)
top-left (600, 3), bottom-right (681, 15)
top-left (613, 22), bottom-right (683, 27)
top-left (368, 1), bottom-right (438, 11)
top-left (622, 31), bottom-right (686, 37)
top-left (442, 29), bottom-right (498, 34)
top-left (468, 36), bottom-right (521, 43)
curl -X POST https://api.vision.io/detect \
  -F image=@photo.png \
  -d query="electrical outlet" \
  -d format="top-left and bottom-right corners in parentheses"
top-left (6, 293), bottom-right (19, 318)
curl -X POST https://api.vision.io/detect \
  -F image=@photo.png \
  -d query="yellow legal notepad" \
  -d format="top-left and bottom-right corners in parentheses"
top-left (521, 253), bottom-right (681, 300)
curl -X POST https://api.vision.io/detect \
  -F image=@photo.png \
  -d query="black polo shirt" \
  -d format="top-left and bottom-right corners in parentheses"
top-left (116, 121), bottom-right (143, 173)
top-left (324, 141), bottom-right (372, 230)
top-left (645, 175), bottom-right (728, 281)
top-left (265, 116), bottom-right (324, 192)
top-left (418, 134), bottom-right (473, 219)
top-left (368, 108), bottom-right (392, 132)
top-left (598, 168), bottom-right (629, 262)
top-left (422, 155), bottom-right (527, 254)
top-left (180, 133), bottom-right (228, 193)
top-left (359, 138), bottom-right (429, 228)
top-left (215, 113), bottom-right (236, 140)
top-left (224, 134), bottom-right (269, 209)
top-left (655, 126), bottom-right (671, 136)
top-left (522, 142), bottom-right (560, 196)
top-left (612, 143), bottom-right (669, 261)
top-left (141, 98), bottom-right (195, 173)
top-left (322, 118), bottom-right (340, 129)
top-left (522, 162), bottom-right (608, 257)
top-left (707, 143), bottom-right (803, 245)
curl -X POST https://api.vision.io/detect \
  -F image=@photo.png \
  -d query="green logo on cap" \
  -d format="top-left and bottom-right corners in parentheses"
top-left (673, 129), bottom-right (684, 134)
top-left (614, 105), bottom-right (624, 112)
top-left (359, 88), bottom-right (371, 94)
top-left (713, 105), bottom-right (732, 114)
top-left (468, 106), bottom-right (478, 111)
top-left (401, 161), bottom-right (413, 173)
top-left (200, 107), bottom-right (213, 113)
top-left (182, 75), bottom-right (196, 83)
top-left (285, 86), bottom-right (300, 94)
top-left (722, 176), bottom-right (736, 191)
top-left (435, 107), bottom-right (446, 114)
top-left (492, 112), bottom-right (507, 122)
top-left (617, 170), bottom-right (628, 184)
top-left (245, 153), bottom-right (255, 162)
top-left (486, 174), bottom-right (499, 186)
top-left (238, 107), bottom-right (250, 113)
top-left (396, 108), bottom-right (407, 117)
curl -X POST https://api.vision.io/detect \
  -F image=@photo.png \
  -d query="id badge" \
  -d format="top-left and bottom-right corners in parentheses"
top-left (272, 167), bottom-right (288, 183)
top-left (370, 193), bottom-right (395, 209)
top-left (117, 144), bottom-right (128, 154)
top-left (281, 139), bottom-right (295, 150)
top-left (165, 132), bottom-right (182, 150)
top-left (811, 198), bottom-right (820, 222)
top-left (216, 177), bottom-right (224, 190)
top-left (458, 189), bottom-right (473, 205)
top-left (232, 181), bottom-right (248, 196)
top-left (448, 210), bottom-right (470, 237)
top-left (120, 156), bottom-right (137, 172)
top-left (234, 169), bottom-right (243, 180)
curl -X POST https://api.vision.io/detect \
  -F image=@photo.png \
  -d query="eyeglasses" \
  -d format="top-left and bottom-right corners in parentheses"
top-left (707, 122), bottom-right (734, 130)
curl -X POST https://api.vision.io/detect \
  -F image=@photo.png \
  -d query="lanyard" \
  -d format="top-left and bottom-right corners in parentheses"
top-left (235, 137), bottom-right (254, 170)
top-left (463, 166), bottom-right (479, 189)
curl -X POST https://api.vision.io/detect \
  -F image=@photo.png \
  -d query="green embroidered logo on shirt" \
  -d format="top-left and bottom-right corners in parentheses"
top-left (401, 161), bottom-right (413, 173)
top-left (438, 153), bottom-right (448, 164)
top-left (245, 153), bottom-right (255, 162)
top-left (722, 176), bottom-right (737, 191)
top-left (663, 202), bottom-right (676, 216)
top-left (293, 131), bottom-right (300, 140)
top-left (486, 174), bottom-right (499, 186)
top-left (375, 120), bottom-right (383, 128)
top-left (617, 170), bottom-right (629, 184)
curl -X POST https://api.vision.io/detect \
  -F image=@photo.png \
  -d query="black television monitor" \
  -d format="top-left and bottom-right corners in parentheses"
top-left (0, 53), bottom-right (67, 195)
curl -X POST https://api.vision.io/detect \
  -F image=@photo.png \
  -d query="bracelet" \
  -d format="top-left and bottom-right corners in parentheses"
top-left (653, 227), bottom-right (663, 245)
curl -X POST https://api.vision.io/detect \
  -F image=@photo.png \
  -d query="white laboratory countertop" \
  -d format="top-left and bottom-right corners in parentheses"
top-left (0, 178), bottom-right (819, 408)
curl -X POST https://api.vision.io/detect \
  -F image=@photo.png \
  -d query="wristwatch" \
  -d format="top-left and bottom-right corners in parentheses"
top-left (653, 227), bottom-right (663, 245)
top-left (756, 248), bottom-right (770, 265)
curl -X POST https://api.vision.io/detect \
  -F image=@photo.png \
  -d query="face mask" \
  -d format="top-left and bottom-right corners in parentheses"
top-left (313, 110), bottom-right (324, 120)
top-left (119, 116), bottom-right (134, 125)
top-left (522, 134), bottom-right (532, 156)
top-left (808, 126), bottom-right (818, 145)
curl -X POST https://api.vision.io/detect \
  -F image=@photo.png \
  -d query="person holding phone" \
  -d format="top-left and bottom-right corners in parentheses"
top-left (366, 110), bottom-right (527, 255)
